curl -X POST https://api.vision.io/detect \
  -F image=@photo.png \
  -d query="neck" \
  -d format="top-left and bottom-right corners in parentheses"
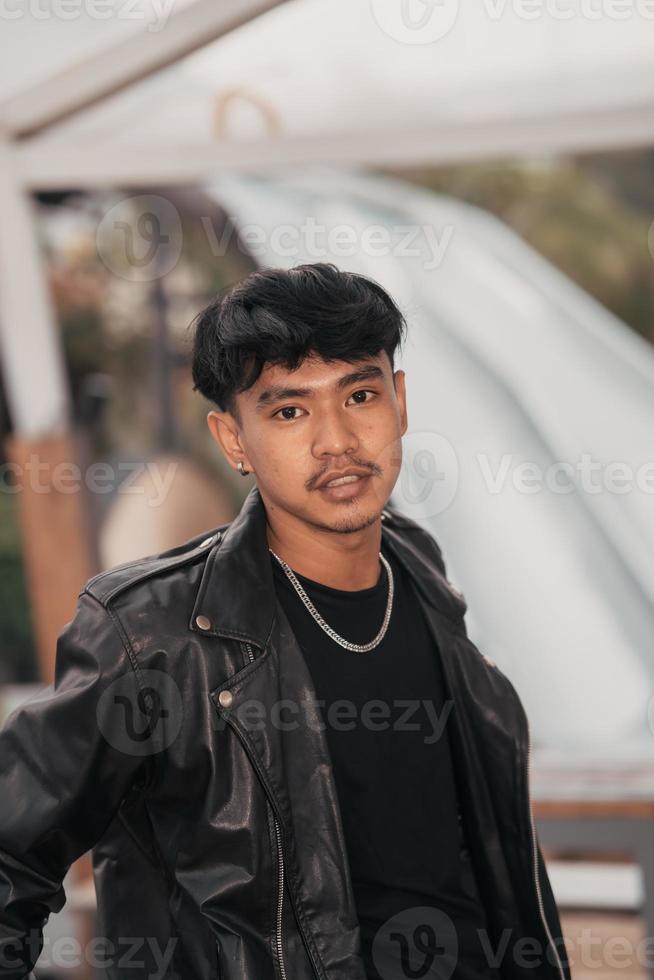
top-left (264, 504), bottom-right (383, 592)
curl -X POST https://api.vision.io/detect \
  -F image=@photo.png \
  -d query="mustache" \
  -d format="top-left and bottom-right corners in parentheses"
top-left (307, 460), bottom-right (382, 490)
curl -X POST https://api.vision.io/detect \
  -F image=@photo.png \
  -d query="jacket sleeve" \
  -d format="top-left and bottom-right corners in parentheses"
top-left (0, 590), bottom-right (150, 979)
top-left (536, 837), bottom-right (572, 980)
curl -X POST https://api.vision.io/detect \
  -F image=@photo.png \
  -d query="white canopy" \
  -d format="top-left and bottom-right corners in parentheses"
top-left (2, 0), bottom-right (654, 186)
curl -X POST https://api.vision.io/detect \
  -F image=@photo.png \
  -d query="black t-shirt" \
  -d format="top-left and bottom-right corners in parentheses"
top-left (270, 542), bottom-right (501, 980)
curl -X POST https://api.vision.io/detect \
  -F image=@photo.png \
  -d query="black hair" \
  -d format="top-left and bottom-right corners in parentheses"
top-left (190, 262), bottom-right (407, 419)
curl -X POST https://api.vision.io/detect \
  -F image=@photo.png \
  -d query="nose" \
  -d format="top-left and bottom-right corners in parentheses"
top-left (311, 406), bottom-right (360, 459)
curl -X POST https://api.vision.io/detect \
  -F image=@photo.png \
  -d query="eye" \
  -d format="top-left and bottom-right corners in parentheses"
top-left (346, 389), bottom-right (377, 405)
top-left (272, 405), bottom-right (306, 421)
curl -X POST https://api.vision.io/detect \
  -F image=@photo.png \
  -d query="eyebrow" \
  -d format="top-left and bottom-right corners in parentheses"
top-left (255, 364), bottom-right (385, 411)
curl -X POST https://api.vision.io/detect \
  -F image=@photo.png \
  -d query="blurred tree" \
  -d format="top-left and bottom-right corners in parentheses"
top-left (0, 369), bottom-right (36, 681)
top-left (0, 491), bottom-right (36, 682)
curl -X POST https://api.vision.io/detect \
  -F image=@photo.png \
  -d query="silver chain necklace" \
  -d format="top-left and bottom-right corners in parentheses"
top-left (269, 549), bottom-right (394, 653)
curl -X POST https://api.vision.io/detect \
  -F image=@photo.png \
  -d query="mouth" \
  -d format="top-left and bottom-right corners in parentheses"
top-left (323, 474), bottom-right (364, 488)
top-left (317, 473), bottom-right (372, 500)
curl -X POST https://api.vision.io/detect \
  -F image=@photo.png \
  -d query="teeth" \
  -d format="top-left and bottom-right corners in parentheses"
top-left (325, 474), bottom-right (362, 488)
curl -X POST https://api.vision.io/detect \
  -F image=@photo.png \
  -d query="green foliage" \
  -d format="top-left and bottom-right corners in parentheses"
top-left (0, 493), bottom-right (36, 682)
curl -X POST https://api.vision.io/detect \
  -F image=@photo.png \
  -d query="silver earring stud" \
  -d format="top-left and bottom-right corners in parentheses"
top-left (237, 460), bottom-right (249, 477)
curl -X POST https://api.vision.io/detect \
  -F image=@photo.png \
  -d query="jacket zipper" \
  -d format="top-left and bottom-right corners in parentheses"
top-left (524, 714), bottom-right (566, 980)
top-left (240, 642), bottom-right (290, 980)
top-left (272, 808), bottom-right (289, 980)
top-left (219, 697), bottom-right (323, 979)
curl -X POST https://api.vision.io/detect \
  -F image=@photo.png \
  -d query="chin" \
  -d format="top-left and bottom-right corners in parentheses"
top-left (320, 501), bottom-right (383, 535)
top-left (332, 514), bottom-right (380, 534)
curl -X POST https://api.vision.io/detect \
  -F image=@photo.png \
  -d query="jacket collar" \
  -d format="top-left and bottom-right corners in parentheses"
top-left (189, 484), bottom-right (466, 647)
top-left (189, 484), bottom-right (276, 650)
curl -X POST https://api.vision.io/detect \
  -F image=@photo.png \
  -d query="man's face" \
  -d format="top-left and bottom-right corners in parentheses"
top-left (208, 352), bottom-right (407, 534)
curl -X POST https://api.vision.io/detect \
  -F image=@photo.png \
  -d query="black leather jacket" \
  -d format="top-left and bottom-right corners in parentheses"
top-left (0, 485), bottom-right (571, 980)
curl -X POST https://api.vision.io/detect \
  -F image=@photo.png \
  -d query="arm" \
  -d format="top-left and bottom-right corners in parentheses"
top-left (0, 591), bottom-right (149, 979)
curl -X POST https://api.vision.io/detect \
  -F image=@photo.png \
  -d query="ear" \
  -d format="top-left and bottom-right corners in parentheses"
top-left (206, 410), bottom-right (253, 475)
top-left (393, 369), bottom-right (408, 436)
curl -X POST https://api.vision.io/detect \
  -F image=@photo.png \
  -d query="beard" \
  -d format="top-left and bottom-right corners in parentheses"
top-left (314, 505), bottom-right (382, 535)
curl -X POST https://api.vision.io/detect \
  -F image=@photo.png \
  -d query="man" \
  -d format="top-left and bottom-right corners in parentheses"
top-left (0, 263), bottom-right (570, 980)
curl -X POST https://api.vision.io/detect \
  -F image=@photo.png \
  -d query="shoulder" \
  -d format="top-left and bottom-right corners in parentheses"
top-left (82, 522), bottom-right (231, 608)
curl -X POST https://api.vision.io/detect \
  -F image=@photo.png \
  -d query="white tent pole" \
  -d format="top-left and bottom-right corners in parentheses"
top-left (0, 135), bottom-right (93, 681)
top-left (14, 105), bottom-right (654, 190)
top-left (0, 137), bottom-right (69, 437)
top-left (0, 0), bottom-right (287, 139)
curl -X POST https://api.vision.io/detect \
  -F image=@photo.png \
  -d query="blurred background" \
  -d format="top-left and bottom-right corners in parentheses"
top-left (1, 0), bottom-right (653, 976)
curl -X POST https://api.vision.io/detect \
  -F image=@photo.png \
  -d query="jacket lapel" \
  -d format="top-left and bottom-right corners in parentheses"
top-left (189, 484), bottom-right (277, 651)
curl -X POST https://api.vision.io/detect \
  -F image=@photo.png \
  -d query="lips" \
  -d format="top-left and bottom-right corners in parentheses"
top-left (316, 468), bottom-right (371, 489)
top-left (324, 474), bottom-right (364, 488)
